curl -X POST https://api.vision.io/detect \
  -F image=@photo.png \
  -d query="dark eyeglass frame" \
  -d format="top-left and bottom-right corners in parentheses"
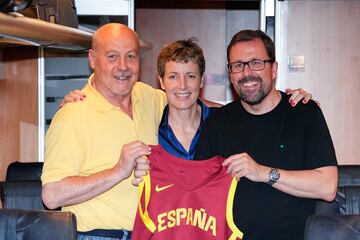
top-left (227, 59), bottom-right (274, 73)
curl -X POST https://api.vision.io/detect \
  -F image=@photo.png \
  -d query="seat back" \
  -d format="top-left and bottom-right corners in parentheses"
top-left (6, 162), bottom-right (43, 181)
top-left (0, 181), bottom-right (46, 210)
top-left (316, 165), bottom-right (360, 215)
top-left (304, 214), bottom-right (360, 240)
top-left (0, 209), bottom-right (77, 240)
top-left (338, 186), bottom-right (360, 215)
top-left (1, 162), bottom-right (57, 211)
top-left (339, 165), bottom-right (360, 187)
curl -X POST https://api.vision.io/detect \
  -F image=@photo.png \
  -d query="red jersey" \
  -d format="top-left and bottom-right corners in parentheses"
top-left (131, 145), bottom-right (243, 240)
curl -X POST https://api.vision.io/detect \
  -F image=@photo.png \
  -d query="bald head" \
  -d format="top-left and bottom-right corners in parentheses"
top-left (88, 23), bottom-right (141, 105)
top-left (92, 23), bottom-right (140, 51)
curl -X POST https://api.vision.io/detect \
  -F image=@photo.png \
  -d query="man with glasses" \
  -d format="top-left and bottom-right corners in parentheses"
top-left (195, 29), bottom-right (338, 240)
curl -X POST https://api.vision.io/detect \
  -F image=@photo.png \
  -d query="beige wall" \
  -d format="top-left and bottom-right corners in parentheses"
top-left (276, 1), bottom-right (360, 165)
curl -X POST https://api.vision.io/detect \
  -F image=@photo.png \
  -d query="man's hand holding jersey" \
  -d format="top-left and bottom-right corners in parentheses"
top-left (132, 153), bottom-right (151, 186)
top-left (222, 153), bottom-right (269, 182)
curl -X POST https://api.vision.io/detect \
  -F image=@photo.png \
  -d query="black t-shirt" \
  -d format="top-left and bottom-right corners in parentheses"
top-left (195, 91), bottom-right (337, 240)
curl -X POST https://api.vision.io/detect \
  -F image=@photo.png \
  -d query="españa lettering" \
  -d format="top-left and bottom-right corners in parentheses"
top-left (157, 207), bottom-right (216, 236)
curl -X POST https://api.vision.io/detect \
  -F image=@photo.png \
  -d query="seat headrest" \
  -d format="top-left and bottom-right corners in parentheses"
top-left (6, 162), bottom-right (43, 181)
top-left (339, 165), bottom-right (360, 187)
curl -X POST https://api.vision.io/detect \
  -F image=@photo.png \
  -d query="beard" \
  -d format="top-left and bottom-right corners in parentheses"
top-left (236, 75), bottom-right (271, 105)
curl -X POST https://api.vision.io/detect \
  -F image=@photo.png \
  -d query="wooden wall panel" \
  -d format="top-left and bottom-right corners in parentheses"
top-left (276, 1), bottom-right (360, 165)
top-left (0, 46), bottom-right (38, 181)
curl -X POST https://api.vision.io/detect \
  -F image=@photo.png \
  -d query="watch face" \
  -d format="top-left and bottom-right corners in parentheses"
top-left (270, 169), bottom-right (280, 181)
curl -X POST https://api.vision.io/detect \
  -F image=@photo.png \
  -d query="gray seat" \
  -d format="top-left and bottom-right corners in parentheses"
top-left (338, 165), bottom-right (360, 187)
top-left (6, 161), bottom-right (43, 181)
top-left (0, 181), bottom-right (46, 210)
top-left (305, 214), bottom-right (360, 240)
top-left (0, 162), bottom-right (58, 211)
top-left (308, 166), bottom-right (360, 239)
top-left (0, 208), bottom-right (77, 240)
top-left (316, 165), bottom-right (360, 215)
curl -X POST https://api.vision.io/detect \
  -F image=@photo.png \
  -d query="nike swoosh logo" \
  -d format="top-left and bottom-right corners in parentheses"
top-left (155, 184), bottom-right (174, 192)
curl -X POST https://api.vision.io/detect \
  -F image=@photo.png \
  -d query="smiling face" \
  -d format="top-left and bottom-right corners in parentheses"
top-left (229, 38), bottom-right (278, 105)
top-left (89, 24), bottom-right (140, 103)
top-left (159, 60), bottom-right (203, 111)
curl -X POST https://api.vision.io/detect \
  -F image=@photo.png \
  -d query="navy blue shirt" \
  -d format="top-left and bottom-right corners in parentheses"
top-left (158, 100), bottom-right (215, 160)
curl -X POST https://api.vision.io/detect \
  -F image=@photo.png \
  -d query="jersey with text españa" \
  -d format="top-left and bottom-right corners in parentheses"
top-left (131, 145), bottom-right (243, 240)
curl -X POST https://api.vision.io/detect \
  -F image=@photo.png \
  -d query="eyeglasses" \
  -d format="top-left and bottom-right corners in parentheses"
top-left (227, 59), bottom-right (274, 73)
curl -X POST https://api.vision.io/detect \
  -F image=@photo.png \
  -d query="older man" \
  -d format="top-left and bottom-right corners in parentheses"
top-left (41, 23), bottom-right (166, 240)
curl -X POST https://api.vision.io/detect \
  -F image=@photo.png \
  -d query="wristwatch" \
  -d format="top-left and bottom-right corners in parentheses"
top-left (267, 168), bottom-right (280, 186)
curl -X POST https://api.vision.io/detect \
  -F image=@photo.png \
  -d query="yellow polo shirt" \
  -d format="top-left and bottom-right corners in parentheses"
top-left (41, 75), bottom-right (166, 231)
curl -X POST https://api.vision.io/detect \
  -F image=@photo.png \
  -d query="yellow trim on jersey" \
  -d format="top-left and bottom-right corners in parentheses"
top-left (226, 177), bottom-right (244, 240)
top-left (138, 173), bottom-right (156, 232)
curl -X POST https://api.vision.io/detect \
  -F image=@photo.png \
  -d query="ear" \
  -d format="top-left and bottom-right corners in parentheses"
top-left (272, 61), bottom-right (278, 80)
top-left (158, 75), bottom-right (165, 90)
top-left (200, 75), bottom-right (204, 89)
top-left (89, 49), bottom-right (96, 70)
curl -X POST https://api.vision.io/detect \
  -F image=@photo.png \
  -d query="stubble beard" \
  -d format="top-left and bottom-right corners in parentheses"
top-left (237, 75), bottom-right (271, 105)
